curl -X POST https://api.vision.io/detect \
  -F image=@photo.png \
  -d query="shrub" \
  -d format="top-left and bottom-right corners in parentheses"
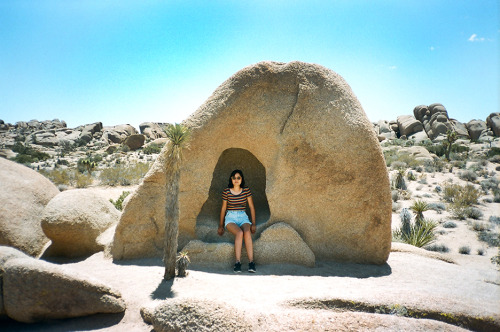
top-left (480, 178), bottom-right (499, 194)
top-left (478, 231), bottom-right (500, 247)
top-left (99, 162), bottom-right (150, 186)
top-left (393, 209), bottom-right (437, 248)
top-left (10, 142), bottom-right (51, 164)
top-left (428, 202), bottom-right (446, 214)
top-left (472, 221), bottom-right (489, 232)
top-left (39, 169), bottom-right (72, 186)
top-left (442, 221), bottom-right (457, 228)
top-left (459, 170), bottom-right (478, 182)
top-left (110, 191), bottom-right (130, 211)
top-left (391, 190), bottom-right (399, 202)
top-left (489, 216), bottom-right (500, 225)
top-left (466, 207), bottom-right (483, 220)
top-left (392, 169), bottom-right (407, 190)
top-left (458, 246), bottom-right (471, 255)
top-left (442, 182), bottom-right (481, 205)
top-left (75, 173), bottom-right (93, 188)
top-left (143, 143), bottom-right (163, 155)
top-left (477, 248), bottom-right (485, 256)
top-left (425, 243), bottom-right (450, 253)
top-left (392, 202), bottom-right (401, 212)
top-left (407, 171), bottom-right (416, 181)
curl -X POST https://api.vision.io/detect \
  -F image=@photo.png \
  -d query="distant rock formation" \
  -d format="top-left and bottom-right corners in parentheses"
top-left (0, 246), bottom-right (126, 323)
top-left (112, 61), bottom-right (392, 265)
top-left (0, 158), bottom-right (58, 256)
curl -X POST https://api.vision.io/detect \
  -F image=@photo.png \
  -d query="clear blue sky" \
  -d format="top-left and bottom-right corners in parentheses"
top-left (0, 0), bottom-right (498, 130)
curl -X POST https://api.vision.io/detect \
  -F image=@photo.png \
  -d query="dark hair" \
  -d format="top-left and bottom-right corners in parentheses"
top-left (228, 169), bottom-right (246, 188)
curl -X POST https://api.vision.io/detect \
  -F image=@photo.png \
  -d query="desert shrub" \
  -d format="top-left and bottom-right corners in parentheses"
top-left (487, 147), bottom-right (500, 157)
top-left (406, 171), bottom-right (416, 181)
top-left (483, 197), bottom-right (493, 203)
top-left (384, 150), bottom-right (421, 169)
top-left (75, 173), bottom-right (93, 188)
top-left (142, 143), bottom-right (163, 155)
top-left (477, 248), bottom-right (485, 256)
top-left (478, 231), bottom-right (500, 247)
top-left (391, 169), bottom-right (407, 190)
top-left (466, 207), bottom-right (483, 220)
top-left (442, 221), bottom-right (457, 228)
top-left (434, 185), bottom-right (442, 193)
top-left (442, 182), bottom-right (481, 205)
top-left (428, 202), bottom-right (446, 214)
top-left (472, 221), bottom-right (489, 232)
top-left (489, 216), bottom-right (500, 225)
top-left (99, 162), bottom-right (150, 186)
top-left (10, 142), bottom-right (51, 164)
top-left (425, 243), bottom-right (450, 253)
top-left (459, 170), bottom-right (478, 182)
top-left (121, 144), bottom-right (130, 153)
top-left (480, 178), bottom-right (499, 194)
top-left (393, 208), bottom-right (437, 248)
top-left (39, 169), bottom-right (72, 186)
top-left (110, 191), bottom-right (130, 211)
top-left (458, 246), bottom-right (471, 255)
top-left (492, 251), bottom-right (500, 268)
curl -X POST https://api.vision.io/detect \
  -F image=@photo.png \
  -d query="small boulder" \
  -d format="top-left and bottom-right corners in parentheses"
top-left (41, 189), bottom-right (120, 257)
top-left (0, 247), bottom-right (125, 323)
top-left (123, 134), bottom-right (146, 150)
top-left (147, 299), bottom-right (251, 332)
top-left (0, 158), bottom-right (58, 256)
top-left (181, 240), bottom-right (234, 265)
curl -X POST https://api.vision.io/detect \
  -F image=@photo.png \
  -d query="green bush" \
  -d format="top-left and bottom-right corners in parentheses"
top-left (442, 182), bottom-right (481, 206)
top-left (458, 246), bottom-right (471, 255)
top-left (110, 191), bottom-right (130, 211)
top-left (425, 243), bottom-right (450, 253)
top-left (393, 208), bottom-right (437, 248)
top-left (459, 170), bottom-right (478, 182)
top-left (143, 143), bottom-right (163, 155)
top-left (10, 142), bottom-right (51, 164)
top-left (75, 173), bottom-right (93, 188)
top-left (478, 231), bottom-right (500, 247)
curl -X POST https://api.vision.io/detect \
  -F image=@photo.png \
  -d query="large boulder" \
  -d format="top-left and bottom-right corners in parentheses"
top-left (139, 122), bottom-right (168, 139)
top-left (123, 134), bottom-right (146, 150)
top-left (0, 158), bottom-right (58, 256)
top-left (112, 61), bottom-right (392, 264)
top-left (466, 119), bottom-right (489, 141)
top-left (487, 112), bottom-right (500, 137)
top-left (41, 189), bottom-right (120, 257)
top-left (397, 115), bottom-right (424, 137)
top-left (449, 119), bottom-right (470, 139)
top-left (182, 223), bottom-right (315, 267)
top-left (0, 246), bottom-right (125, 323)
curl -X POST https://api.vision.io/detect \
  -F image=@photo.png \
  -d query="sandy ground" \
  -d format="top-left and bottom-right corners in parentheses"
top-left (2, 159), bottom-right (500, 331)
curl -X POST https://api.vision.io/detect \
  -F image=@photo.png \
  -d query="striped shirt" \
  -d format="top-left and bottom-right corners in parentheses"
top-left (222, 187), bottom-right (252, 211)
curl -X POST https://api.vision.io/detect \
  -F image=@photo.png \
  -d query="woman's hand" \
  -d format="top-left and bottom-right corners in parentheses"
top-left (250, 224), bottom-right (256, 234)
top-left (217, 226), bottom-right (224, 236)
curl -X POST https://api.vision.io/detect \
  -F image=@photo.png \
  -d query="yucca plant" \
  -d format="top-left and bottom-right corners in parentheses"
top-left (410, 200), bottom-right (429, 227)
top-left (163, 123), bottom-right (191, 280)
top-left (394, 219), bottom-right (438, 248)
top-left (176, 251), bottom-right (190, 277)
top-left (400, 208), bottom-right (412, 237)
top-left (393, 168), bottom-right (407, 190)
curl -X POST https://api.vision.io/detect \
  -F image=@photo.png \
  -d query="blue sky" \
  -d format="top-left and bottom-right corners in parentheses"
top-left (0, 0), bottom-right (498, 130)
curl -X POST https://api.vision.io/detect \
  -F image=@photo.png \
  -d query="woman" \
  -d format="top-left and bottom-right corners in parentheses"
top-left (218, 169), bottom-right (256, 273)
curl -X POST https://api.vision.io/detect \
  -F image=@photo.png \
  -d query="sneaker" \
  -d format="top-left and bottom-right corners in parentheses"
top-left (233, 261), bottom-right (242, 273)
top-left (248, 261), bottom-right (256, 273)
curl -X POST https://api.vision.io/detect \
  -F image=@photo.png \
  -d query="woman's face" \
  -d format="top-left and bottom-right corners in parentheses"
top-left (231, 173), bottom-right (242, 186)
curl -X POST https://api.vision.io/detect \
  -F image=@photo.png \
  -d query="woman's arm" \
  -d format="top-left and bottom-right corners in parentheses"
top-left (247, 196), bottom-right (256, 234)
top-left (218, 200), bottom-right (227, 236)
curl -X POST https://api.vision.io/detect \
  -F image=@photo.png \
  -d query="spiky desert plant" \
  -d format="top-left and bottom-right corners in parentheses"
top-left (442, 130), bottom-right (457, 161)
top-left (400, 208), bottom-right (412, 237)
top-left (163, 123), bottom-right (191, 280)
top-left (410, 199), bottom-right (429, 227)
top-left (176, 251), bottom-right (190, 277)
top-left (394, 218), bottom-right (438, 248)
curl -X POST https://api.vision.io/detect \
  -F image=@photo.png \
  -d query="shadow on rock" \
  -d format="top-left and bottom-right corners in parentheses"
top-left (151, 279), bottom-right (175, 300)
top-left (112, 257), bottom-right (163, 267)
top-left (189, 261), bottom-right (392, 279)
top-left (0, 312), bottom-right (125, 332)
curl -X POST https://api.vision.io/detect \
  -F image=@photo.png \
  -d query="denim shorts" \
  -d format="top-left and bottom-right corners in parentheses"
top-left (225, 210), bottom-right (251, 229)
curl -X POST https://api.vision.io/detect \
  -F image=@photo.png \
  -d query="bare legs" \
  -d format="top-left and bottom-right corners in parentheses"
top-left (226, 223), bottom-right (254, 262)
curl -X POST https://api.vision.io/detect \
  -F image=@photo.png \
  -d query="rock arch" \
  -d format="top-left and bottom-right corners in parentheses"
top-left (195, 148), bottom-right (270, 243)
top-left (112, 61), bottom-right (391, 264)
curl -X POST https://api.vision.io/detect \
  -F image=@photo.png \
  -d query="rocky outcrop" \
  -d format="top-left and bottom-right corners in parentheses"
top-left (139, 122), bottom-right (168, 139)
top-left (123, 134), bottom-right (146, 150)
top-left (0, 158), bottom-right (58, 256)
top-left (449, 119), bottom-right (470, 138)
top-left (40, 189), bottom-right (120, 257)
top-left (486, 112), bottom-right (500, 137)
top-left (102, 124), bottom-right (138, 144)
top-left (0, 246), bottom-right (125, 323)
top-left (413, 103), bottom-right (452, 140)
top-left (113, 61), bottom-right (392, 265)
top-left (182, 223), bottom-right (315, 267)
top-left (144, 299), bottom-right (251, 332)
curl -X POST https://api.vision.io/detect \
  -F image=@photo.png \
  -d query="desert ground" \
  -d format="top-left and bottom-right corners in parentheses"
top-left (2, 139), bottom-right (500, 331)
